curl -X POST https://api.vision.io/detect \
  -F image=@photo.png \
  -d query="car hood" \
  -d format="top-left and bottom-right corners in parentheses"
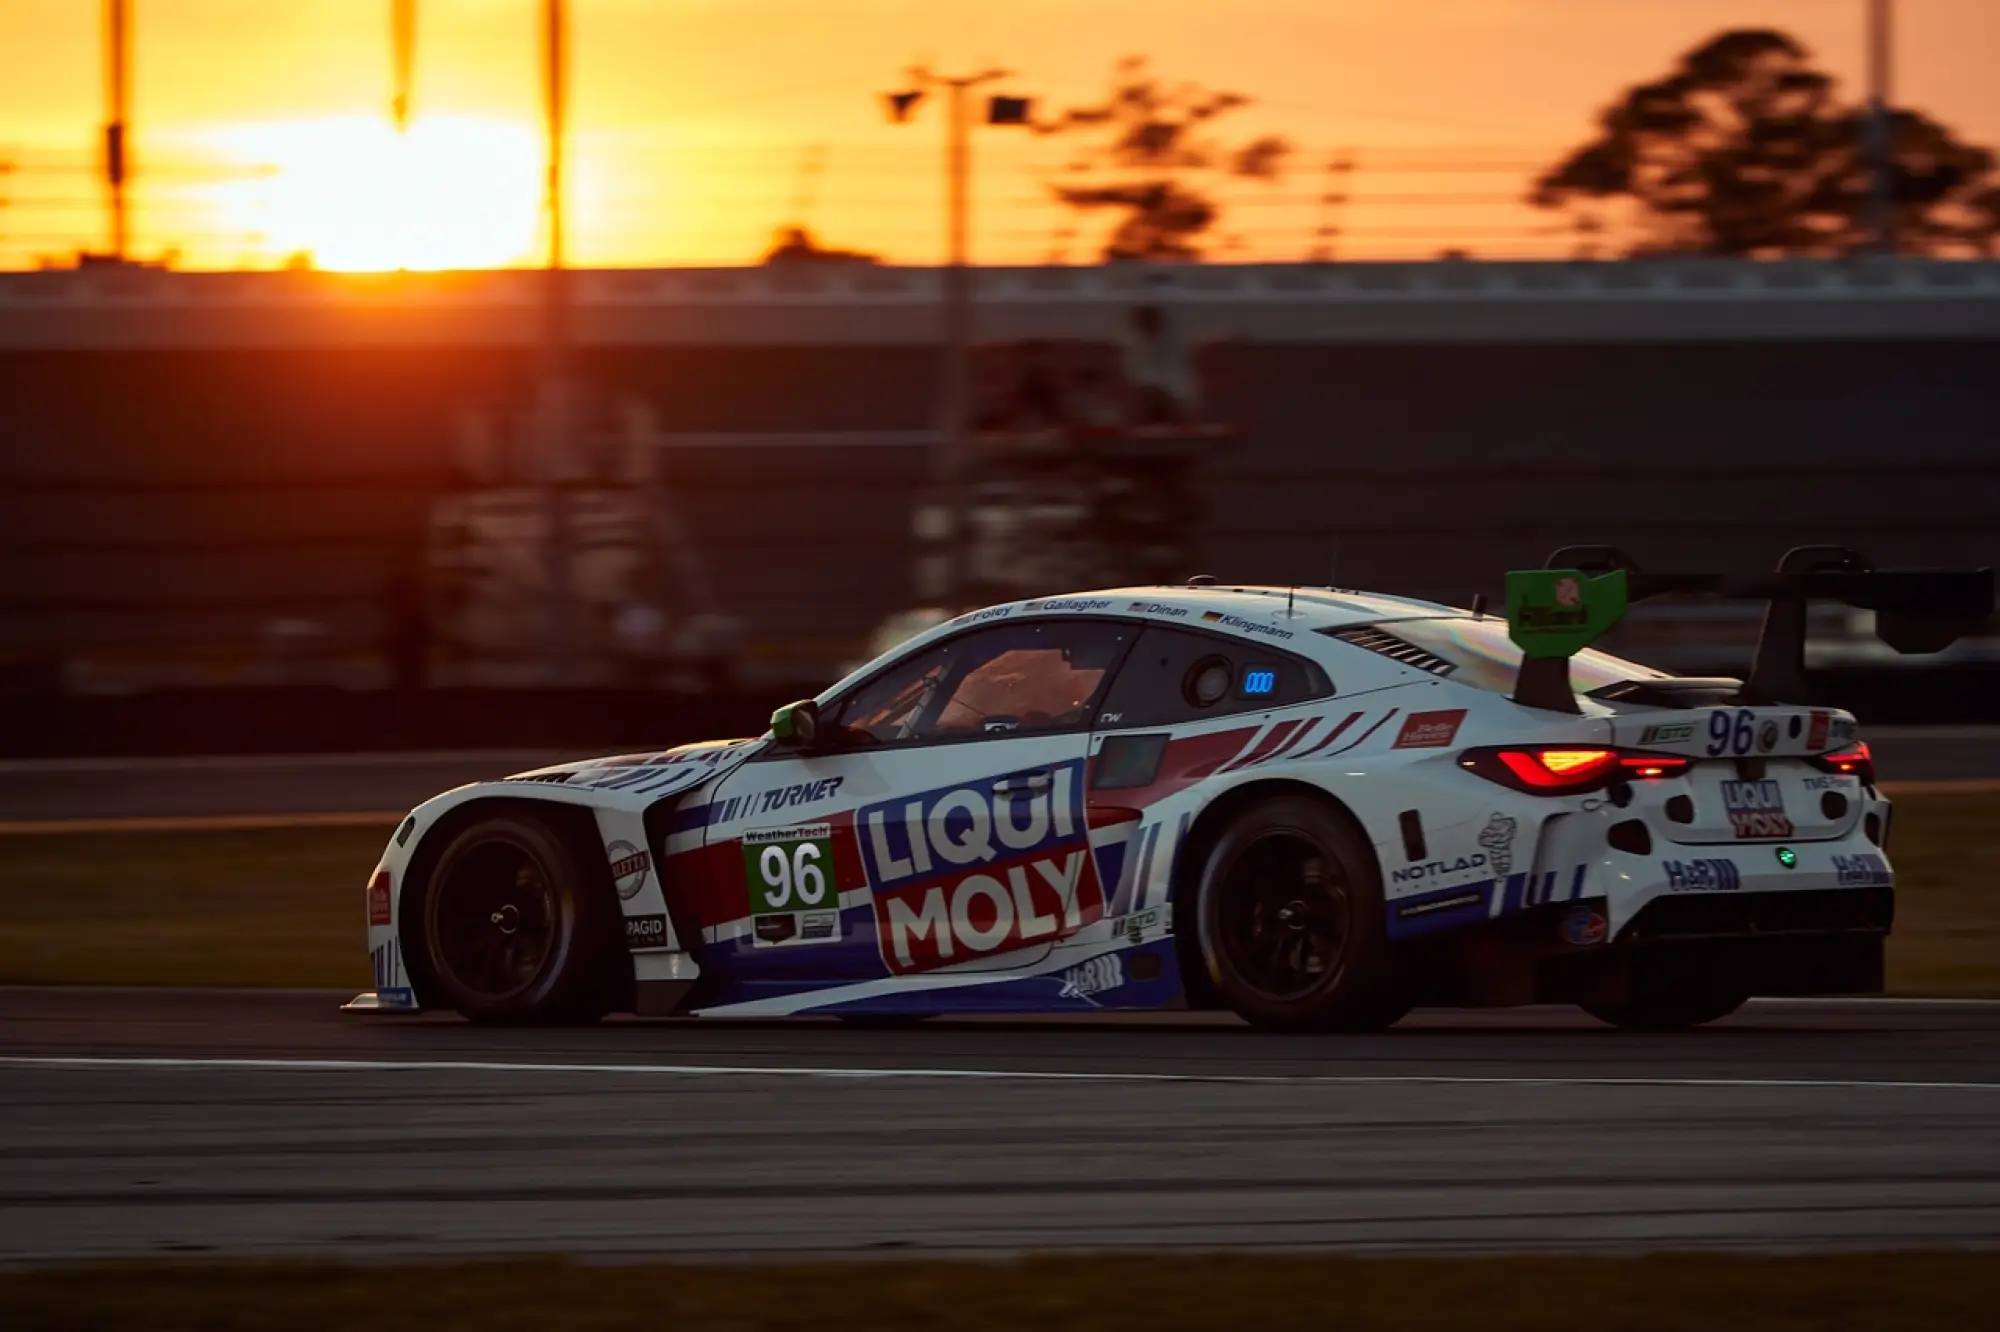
top-left (506, 736), bottom-right (766, 794)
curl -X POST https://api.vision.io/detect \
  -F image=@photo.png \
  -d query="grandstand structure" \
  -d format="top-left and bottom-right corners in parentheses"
top-left (2, 258), bottom-right (1997, 690)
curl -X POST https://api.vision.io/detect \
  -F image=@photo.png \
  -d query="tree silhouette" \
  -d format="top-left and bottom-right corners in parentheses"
top-left (760, 225), bottom-right (880, 265)
top-left (1037, 57), bottom-right (1288, 261)
top-left (1531, 29), bottom-right (2000, 257)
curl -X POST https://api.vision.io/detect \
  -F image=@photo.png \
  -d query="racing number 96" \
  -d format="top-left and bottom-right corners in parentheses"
top-left (755, 841), bottom-right (829, 910)
top-left (1707, 708), bottom-right (1756, 757)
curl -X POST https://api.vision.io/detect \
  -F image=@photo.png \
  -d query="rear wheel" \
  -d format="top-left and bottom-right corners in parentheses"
top-left (1195, 796), bottom-right (1405, 1032)
top-left (417, 813), bottom-right (619, 1024)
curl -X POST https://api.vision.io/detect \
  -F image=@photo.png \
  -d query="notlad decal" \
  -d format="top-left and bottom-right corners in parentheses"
top-left (1720, 780), bottom-right (1793, 839)
top-left (1391, 853), bottom-right (1487, 886)
top-left (859, 760), bottom-right (1102, 974)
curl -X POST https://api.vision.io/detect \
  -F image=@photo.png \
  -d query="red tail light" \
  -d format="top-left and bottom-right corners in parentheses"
top-left (1462, 746), bottom-right (1692, 794)
top-left (1616, 753), bottom-right (1693, 781)
top-left (1809, 741), bottom-right (1875, 785)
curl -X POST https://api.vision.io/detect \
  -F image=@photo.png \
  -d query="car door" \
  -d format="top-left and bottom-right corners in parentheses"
top-left (1086, 624), bottom-right (1340, 924)
top-left (700, 616), bottom-right (1136, 992)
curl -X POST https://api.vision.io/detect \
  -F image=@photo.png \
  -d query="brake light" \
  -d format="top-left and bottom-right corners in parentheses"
top-left (1463, 746), bottom-right (1692, 794)
top-left (1809, 741), bottom-right (1875, 785)
top-left (1498, 748), bottom-right (1617, 788)
top-left (1617, 754), bottom-right (1692, 780)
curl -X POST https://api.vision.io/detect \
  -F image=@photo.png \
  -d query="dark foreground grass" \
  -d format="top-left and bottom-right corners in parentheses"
top-left (0, 822), bottom-right (390, 987)
top-left (4, 1252), bottom-right (1998, 1332)
top-left (0, 791), bottom-right (1993, 993)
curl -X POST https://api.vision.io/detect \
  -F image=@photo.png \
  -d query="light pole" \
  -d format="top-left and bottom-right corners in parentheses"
top-left (540, 0), bottom-right (576, 684)
top-left (391, 0), bottom-right (417, 133)
top-left (1866, 0), bottom-right (1895, 253)
top-left (102, 0), bottom-right (132, 261)
top-left (883, 67), bottom-right (1031, 605)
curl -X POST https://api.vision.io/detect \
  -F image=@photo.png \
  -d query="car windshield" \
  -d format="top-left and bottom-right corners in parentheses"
top-left (1382, 617), bottom-right (1668, 695)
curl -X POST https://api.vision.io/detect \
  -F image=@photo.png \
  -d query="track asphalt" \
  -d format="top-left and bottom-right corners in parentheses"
top-left (1, 988), bottom-right (1995, 1263)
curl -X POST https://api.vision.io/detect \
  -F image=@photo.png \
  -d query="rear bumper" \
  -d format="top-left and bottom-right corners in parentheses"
top-left (1398, 887), bottom-right (1890, 1006)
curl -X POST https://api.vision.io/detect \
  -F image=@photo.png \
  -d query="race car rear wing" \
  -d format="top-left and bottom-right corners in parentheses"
top-left (1506, 545), bottom-right (1995, 714)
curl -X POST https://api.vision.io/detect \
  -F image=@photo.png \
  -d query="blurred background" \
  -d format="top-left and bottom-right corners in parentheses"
top-left (3, 0), bottom-right (1998, 757)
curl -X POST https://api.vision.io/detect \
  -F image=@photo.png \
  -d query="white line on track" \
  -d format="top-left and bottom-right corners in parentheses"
top-left (4, 1055), bottom-right (1998, 1093)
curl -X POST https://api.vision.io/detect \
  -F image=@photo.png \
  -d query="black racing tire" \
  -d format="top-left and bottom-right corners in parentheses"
top-left (416, 812), bottom-right (620, 1025)
top-left (1195, 795), bottom-right (1405, 1032)
top-left (1580, 985), bottom-right (1749, 1032)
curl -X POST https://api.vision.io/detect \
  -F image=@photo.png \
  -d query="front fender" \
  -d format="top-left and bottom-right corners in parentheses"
top-left (346, 739), bottom-right (763, 1014)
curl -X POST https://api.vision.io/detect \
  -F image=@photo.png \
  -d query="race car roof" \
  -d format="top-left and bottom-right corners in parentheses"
top-left (1027, 585), bottom-right (1465, 630)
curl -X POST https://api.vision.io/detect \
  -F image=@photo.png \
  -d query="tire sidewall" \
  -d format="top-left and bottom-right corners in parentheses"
top-left (1195, 794), bottom-right (1396, 1031)
top-left (419, 814), bottom-right (601, 1023)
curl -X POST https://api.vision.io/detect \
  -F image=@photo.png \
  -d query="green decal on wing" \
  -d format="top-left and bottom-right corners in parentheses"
top-left (1505, 568), bottom-right (1628, 659)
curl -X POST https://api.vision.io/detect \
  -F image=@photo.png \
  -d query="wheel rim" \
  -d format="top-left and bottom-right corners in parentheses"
top-left (1214, 828), bottom-right (1352, 1003)
top-left (428, 836), bottom-right (568, 1004)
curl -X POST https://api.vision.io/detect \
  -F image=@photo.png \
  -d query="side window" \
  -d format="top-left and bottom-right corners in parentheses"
top-left (829, 619), bottom-right (1132, 748)
top-left (829, 644), bottom-right (954, 747)
top-left (1094, 625), bottom-right (1332, 729)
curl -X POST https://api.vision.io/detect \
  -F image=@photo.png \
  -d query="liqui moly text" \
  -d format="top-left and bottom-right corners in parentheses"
top-left (859, 760), bottom-right (1104, 973)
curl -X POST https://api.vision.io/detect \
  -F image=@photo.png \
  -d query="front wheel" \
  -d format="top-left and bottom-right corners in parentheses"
top-left (1195, 796), bottom-right (1405, 1032)
top-left (416, 812), bottom-right (619, 1024)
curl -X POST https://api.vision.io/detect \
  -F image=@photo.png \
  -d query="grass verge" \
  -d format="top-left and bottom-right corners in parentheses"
top-left (0, 822), bottom-right (390, 987)
top-left (4, 1252), bottom-right (1998, 1332)
top-left (0, 791), bottom-right (1993, 994)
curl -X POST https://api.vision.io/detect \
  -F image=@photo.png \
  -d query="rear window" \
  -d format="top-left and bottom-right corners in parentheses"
top-left (1360, 617), bottom-right (1667, 695)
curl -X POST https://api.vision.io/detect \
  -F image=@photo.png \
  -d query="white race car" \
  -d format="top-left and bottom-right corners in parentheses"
top-left (347, 547), bottom-right (1990, 1031)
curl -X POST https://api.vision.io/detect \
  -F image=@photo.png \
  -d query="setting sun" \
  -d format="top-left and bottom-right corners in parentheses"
top-left (212, 115), bottom-right (543, 271)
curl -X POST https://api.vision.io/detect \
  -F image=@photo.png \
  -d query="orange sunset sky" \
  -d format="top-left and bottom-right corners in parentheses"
top-left (4, 0), bottom-right (1999, 271)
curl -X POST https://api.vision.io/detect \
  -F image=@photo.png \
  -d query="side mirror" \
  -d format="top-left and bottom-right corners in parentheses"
top-left (769, 698), bottom-right (822, 753)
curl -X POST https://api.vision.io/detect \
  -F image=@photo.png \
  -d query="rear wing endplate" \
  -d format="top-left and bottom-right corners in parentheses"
top-left (1504, 545), bottom-right (1995, 714)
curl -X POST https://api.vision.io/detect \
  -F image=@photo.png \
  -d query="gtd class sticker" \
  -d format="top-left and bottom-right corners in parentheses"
top-left (742, 824), bottom-right (842, 947)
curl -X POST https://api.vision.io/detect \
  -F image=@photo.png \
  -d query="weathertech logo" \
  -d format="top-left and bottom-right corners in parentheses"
top-left (1393, 709), bottom-right (1467, 749)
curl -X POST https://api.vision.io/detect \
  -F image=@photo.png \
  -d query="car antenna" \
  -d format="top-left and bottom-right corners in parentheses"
top-left (1471, 592), bottom-right (1487, 620)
